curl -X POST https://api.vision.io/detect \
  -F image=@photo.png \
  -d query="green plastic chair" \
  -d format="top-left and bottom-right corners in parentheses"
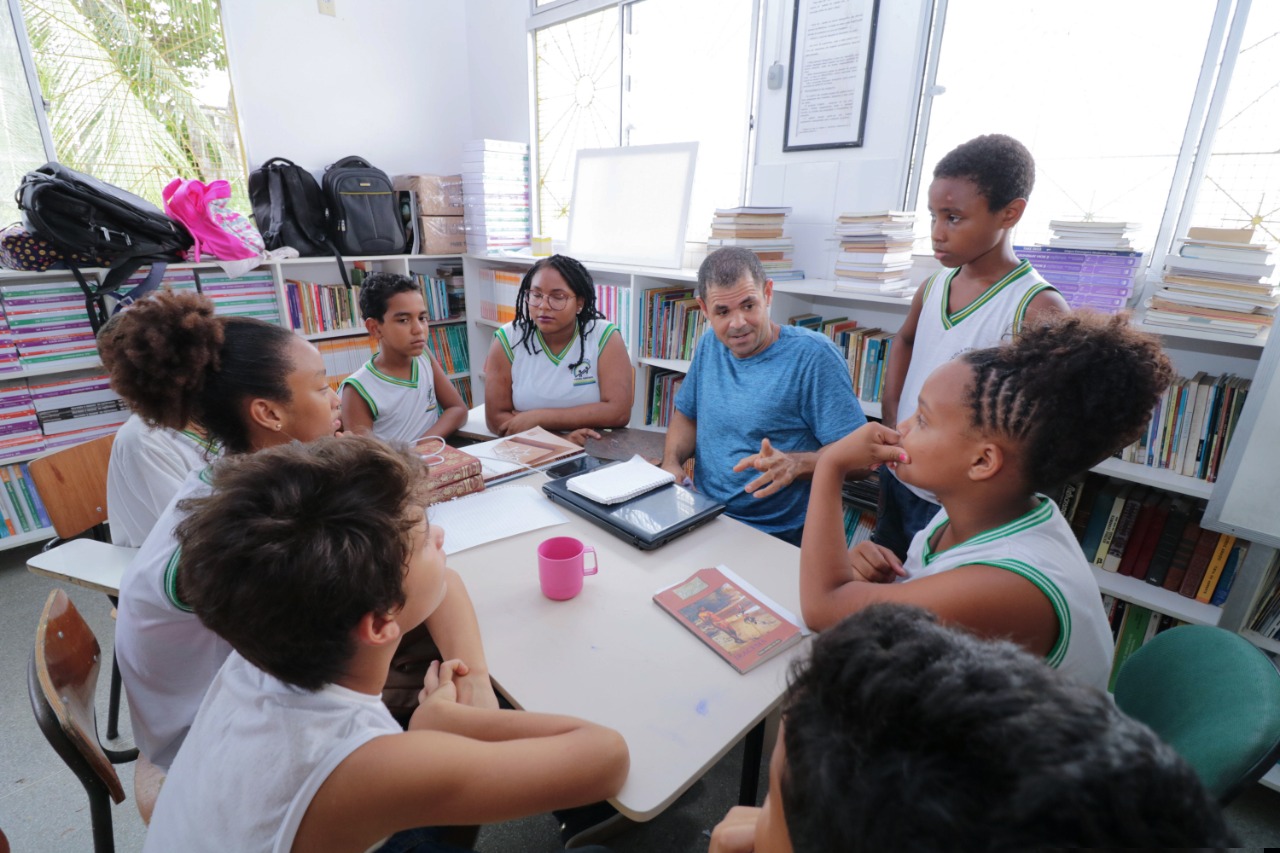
top-left (1113, 624), bottom-right (1280, 804)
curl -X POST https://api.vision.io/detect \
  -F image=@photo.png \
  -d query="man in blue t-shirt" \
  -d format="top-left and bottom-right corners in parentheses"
top-left (660, 247), bottom-right (865, 545)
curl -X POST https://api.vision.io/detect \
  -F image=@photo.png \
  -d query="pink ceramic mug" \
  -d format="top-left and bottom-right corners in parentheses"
top-left (537, 536), bottom-right (598, 600)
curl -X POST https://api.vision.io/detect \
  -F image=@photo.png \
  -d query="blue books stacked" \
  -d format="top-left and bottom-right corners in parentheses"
top-left (1015, 245), bottom-right (1141, 313)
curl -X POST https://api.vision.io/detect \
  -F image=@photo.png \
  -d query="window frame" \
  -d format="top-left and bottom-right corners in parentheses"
top-left (5, 0), bottom-right (55, 162)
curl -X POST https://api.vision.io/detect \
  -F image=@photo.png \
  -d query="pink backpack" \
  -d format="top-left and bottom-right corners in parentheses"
top-left (162, 178), bottom-right (264, 262)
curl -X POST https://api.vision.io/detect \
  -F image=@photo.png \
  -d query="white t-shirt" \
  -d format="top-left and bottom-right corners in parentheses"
top-left (495, 319), bottom-right (619, 412)
top-left (340, 353), bottom-right (442, 443)
top-left (905, 497), bottom-right (1114, 691)
top-left (115, 468), bottom-right (229, 770)
top-left (144, 652), bottom-right (401, 853)
top-left (107, 414), bottom-right (216, 547)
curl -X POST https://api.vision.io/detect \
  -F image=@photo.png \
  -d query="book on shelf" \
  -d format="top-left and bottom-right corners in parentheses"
top-left (1092, 483), bottom-right (1133, 568)
top-left (566, 455), bottom-right (674, 505)
top-left (1195, 534), bottom-right (1238, 603)
top-left (1116, 492), bottom-right (1164, 577)
top-left (1139, 497), bottom-right (1192, 586)
top-left (646, 368), bottom-right (684, 428)
top-left (1208, 543), bottom-right (1245, 607)
top-left (653, 565), bottom-right (805, 674)
top-left (1078, 481), bottom-right (1119, 565)
top-left (1157, 513), bottom-right (1203, 592)
top-left (1176, 526), bottom-right (1225, 598)
top-left (1101, 485), bottom-right (1147, 572)
top-left (1108, 604), bottom-right (1154, 691)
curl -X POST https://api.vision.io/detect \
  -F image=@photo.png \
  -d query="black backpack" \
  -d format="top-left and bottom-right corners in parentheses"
top-left (322, 156), bottom-right (406, 256)
top-left (16, 162), bottom-right (193, 331)
top-left (249, 157), bottom-right (352, 286)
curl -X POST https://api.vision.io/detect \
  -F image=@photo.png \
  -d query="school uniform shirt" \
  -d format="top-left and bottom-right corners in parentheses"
top-left (341, 353), bottom-right (441, 443)
top-left (905, 497), bottom-right (1114, 691)
top-left (107, 413), bottom-right (217, 548)
top-left (494, 319), bottom-right (619, 412)
top-left (115, 467), bottom-right (228, 771)
top-left (143, 651), bottom-right (401, 853)
top-left (893, 260), bottom-right (1058, 504)
top-left (675, 325), bottom-right (865, 535)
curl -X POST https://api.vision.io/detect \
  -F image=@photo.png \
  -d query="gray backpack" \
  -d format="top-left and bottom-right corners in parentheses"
top-left (322, 156), bottom-right (407, 255)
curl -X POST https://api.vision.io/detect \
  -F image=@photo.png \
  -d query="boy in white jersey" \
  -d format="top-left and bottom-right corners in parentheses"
top-left (342, 272), bottom-right (468, 443)
top-left (798, 313), bottom-right (1175, 690)
top-left (145, 436), bottom-right (628, 853)
top-left (875, 134), bottom-right (1070, 559)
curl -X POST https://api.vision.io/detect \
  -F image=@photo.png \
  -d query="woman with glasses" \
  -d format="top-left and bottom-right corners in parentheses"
top-left (483, 254), bottom-right (633, 441)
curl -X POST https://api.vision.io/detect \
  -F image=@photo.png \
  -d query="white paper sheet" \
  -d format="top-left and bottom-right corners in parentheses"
top-left (429, 486), bottom-right (568, 554)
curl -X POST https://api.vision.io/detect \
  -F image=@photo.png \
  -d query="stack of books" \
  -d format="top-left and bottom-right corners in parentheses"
top-left (28, 369), bottom-right (127, 450)
top-left (198, 271), bottom-right (281, 324)
top-left (1048, 219), bottom-right (1140, 250)
top-left (0, 309), bottom-right (22, 375)
top-left (832, 212), bottom-right (914, 294)
top-left (1014, 246), bottom-right (1141, 313)
top-left (706, 207), bottom-right (800, 280)
top-left (640, 286), bottom-right (705, 361)
top-left (0, 279), bottom-right (100, 369)
top-left (475, 267), bottom-right (521, 325)
top-left (594, 283), bottom-right (632, 342)
top-left (1143, 227), bottom-right (1277, 339)
top-left (462, 139), bottom-right (532, 256)
top-left (426, 324), bottom-right (470, 374)
top-left (432, 263), bottom-right (467, 317)
top-left (0, 379), bottom-right (46, 460)
top-left (315, 335), bottom-right (377, 388)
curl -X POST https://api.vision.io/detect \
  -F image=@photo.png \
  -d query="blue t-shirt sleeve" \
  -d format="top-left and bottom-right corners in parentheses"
top-left (801, 337), bottom-right (865, 445)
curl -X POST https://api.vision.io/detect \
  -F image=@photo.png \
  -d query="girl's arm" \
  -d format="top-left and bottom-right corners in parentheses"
top-left (423, 569), bottom-right (497, 710)
top-left (426, 354), bottom-right (467, 440)
top-left (502, 332), bottom-right (634, 434)
top-left (339, 385), bottom-right (376, 437)
top-left (483, 338), bottom-right (518, 435)
top-left (879, 281), bottom-right (926, 428)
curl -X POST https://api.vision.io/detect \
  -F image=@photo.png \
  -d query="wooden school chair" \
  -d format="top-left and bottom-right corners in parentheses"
top-left (28, 588), bottom-right (138, 853)
top-left (1113, 623), bottom-right (1280, 805)
top-left (27, 435), bottom-right (129, 741)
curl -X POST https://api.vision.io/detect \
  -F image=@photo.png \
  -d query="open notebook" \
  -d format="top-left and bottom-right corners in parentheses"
top-left (566, 455), bottom-right (674, 505)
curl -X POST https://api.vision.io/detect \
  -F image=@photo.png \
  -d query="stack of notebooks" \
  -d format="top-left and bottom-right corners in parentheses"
top-left (475, 267), bottom-right (521, 325)
top-left (1113, 371), bottom-right (1249, 483)
top-left (462, 139), bottom-right (532, 256)
top-left (706, 207), bottom-right (801, 281)
top-left (0, 279), bottom-right (100, 369)
top-left (29, 370), bottom-right (127, 450)
top-left (832, 211), bottom-right (914, 294)
top-left (1048, 219), bottom-right (1140, 251)
top-left (1143, 227), bottom-right (1276, 339)
top-left (1014, 246), bottom-right (1141, 313)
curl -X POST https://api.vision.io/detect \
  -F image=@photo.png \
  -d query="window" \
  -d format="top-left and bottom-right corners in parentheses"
top-left (0, 0), bottom-right (52, 225)
top-left (532, 0), bottom-right (759, 243)
top-left (2, 0), bottom-right (247, 217)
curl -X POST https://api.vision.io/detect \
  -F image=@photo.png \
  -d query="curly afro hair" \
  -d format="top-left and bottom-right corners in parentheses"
top-left (960, 312), bottom-right (1175, 492)
top-left (933, 134), bottom-right (1035, 211)
top-left (97, 290), bottom-right (297, 454)
top-left (357, 271), bottom-right (422, 322)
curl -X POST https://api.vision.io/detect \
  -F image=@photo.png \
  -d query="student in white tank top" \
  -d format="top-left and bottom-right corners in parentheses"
top-left (798, 313), bottom-right (1175, 689)
top-left (340, 273), bottom-right (468, 443)
top-left (483, 255), bottom-right (633, 440)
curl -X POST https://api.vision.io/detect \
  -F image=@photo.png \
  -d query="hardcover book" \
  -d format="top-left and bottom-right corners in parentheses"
top-left (653, 566), bottom-right (804, 674)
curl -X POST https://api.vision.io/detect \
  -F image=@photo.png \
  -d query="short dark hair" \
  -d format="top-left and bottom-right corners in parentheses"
top-left (97, 290), bottom-right (295, 455)
top-left (512, 254), bottom-right (604, 371)
top-left (779, 604), bottom-right (1235, 851)
top-left (696, 246), bottom-right (766, 302)
top-left (358, 271), bottom-right (422, 321)
top-left (176, 436), bottom-right (432, 690)
top-left (960, 311), bottom-right (1175, 491)
top-left (933, 133), bottom-right (1035, 211)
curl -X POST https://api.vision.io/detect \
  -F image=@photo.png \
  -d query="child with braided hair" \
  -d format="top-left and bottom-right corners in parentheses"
top-left (483, 254), bottom-right (633, 442)
top-left (798, 312), bottom-right (1176, 690)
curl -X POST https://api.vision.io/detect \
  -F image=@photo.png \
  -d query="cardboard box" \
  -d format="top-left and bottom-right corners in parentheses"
top-left (420, 215), bottom-right (466, 254)
top-left (394, 174), bottom-right (463, 216)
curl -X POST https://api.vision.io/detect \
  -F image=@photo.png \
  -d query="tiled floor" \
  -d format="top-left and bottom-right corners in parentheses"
top-left (3, 540), bottom-right (1279, 852)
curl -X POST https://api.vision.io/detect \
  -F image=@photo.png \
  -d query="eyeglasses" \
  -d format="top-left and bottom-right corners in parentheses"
top-left (527, 290), bottom-right (572, 310)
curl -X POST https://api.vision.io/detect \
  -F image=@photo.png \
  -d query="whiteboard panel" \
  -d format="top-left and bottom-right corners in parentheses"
top-left (1203, 329), bottom-right (1280, 548)
top-left (567, 142), bottom-right (698, 269)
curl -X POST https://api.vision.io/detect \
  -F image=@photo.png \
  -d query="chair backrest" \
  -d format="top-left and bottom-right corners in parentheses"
top-left (1113, 624), bottom-right (1280, 804)
top-left (28, 434), bottom-right (115, 540)
top-left (29, 588), bottom-right (125, 805)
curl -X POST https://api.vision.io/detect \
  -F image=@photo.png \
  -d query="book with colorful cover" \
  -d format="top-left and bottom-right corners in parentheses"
top-left (653, 565), bottom-right (804, 674)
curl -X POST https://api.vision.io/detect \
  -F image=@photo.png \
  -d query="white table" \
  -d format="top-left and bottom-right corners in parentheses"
top-left (26, 538), bottom-right (137, 597)
top-left (456, 404), bottom-right (498, 441)
top-left (445, 474), bottom-right (809, 820)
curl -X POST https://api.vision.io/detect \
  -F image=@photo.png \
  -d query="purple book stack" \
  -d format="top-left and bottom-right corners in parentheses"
top-left (1014, 246), bottom-right (1142, 314)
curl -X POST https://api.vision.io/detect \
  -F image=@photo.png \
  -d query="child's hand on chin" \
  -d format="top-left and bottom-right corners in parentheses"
top-left (825, 422), bottom-right (907, 475)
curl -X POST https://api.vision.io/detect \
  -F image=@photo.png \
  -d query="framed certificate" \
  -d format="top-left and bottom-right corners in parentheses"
top-left (783, 0), bottom-right (881, 151)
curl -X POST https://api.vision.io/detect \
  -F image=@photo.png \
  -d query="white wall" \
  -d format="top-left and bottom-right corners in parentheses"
top-left (222, 0), bottom-right (474, 176)
top-left (463, 0), bottom-right (532, 144)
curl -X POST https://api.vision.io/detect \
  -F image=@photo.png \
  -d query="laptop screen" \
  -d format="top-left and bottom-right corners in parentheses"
top-left (542, 469), bottom-right (727, 550)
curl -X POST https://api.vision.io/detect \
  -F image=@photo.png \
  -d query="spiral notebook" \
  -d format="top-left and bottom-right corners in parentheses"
top-left (566, 455), bottom-right (674, 505)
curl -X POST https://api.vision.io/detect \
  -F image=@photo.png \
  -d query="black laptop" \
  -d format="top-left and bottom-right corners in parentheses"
top-left (541, 461), bottom-right (727, 551)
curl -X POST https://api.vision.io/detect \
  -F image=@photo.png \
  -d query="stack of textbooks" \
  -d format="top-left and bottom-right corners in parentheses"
top-left (28, 370), bottom-right (127, 450)
top-left (1143, 227), bottom-right (1277, 339)
top-left (594, 283), bottom-right (632, 342)
top-left (426, 324), bottom-right (470, 374)
top-left (1014, 246), bottom-right (1141, 313)
top-left (475, 267), bottom-right (521, 325)
top-left (1114, 371), bottom-right (1249, 483)
top-left (0, 379), bottom-right (46, 460)
top-left (832, 211), bottom-right (914, 294)
top-left (706, 207), bottom-right (801, 281)
top-left (198, 271), bottom-right (281, 324)
top-left (0, 279), bottom-right (99, 369)
top-left (285, 279), bottom-right (362, 335)
top-left (462, 139), bottom-right (531, 256)
top-left (0, 462), bottom-right (52, 536)
top-left (640, 286), bottom-right (705, 361)
top-left (0, 309), bottom-right (22, 375)
top-left (315, 336), bottom-right (377, 388)
top-left (1048, 219), bottom-right (1140, 250)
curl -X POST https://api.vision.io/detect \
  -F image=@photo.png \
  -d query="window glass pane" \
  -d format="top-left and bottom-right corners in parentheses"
top-left (20, 0), bottom-right (247, 211)
top-left (1184, 3), bottom-right (1280, 243)
top-left (913, 1), bottom-right (1217, 253)
top-left (625, 0), bottom-right (754, 241)
top-left (0, 4), bottom-right (49, 225)
top-left (534, 7), bottom-right (621, 240)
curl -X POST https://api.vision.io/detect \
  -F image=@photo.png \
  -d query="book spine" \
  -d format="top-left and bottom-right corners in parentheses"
top-left (0, 467), bottom-right (30, 532)
top-left (19, 463), bottom-right (53, 529)
top-left (13, 465), bottom-right (48, 529)
top-left (1196, 534), bottom-right (1237, 602)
